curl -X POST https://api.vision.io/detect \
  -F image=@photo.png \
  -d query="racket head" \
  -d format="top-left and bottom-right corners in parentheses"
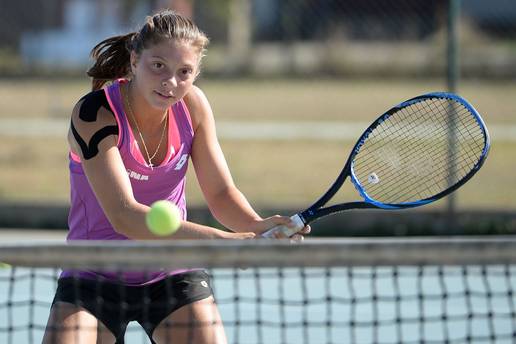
top-left (349, 92), bottom-right (490, 209)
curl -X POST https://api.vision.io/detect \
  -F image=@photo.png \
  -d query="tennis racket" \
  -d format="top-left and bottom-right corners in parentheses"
top-left (262, 92), bottom-right (490, 238)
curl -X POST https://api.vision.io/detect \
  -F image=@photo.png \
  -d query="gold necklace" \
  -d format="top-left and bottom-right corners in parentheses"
top-left (124, 86), bottom-right (167, 169)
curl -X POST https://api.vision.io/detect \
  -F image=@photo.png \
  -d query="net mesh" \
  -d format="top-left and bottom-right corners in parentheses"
top-left (353, 97), bottom-right (487, 204)
top-left (1, 237), bottom-right (515, 344)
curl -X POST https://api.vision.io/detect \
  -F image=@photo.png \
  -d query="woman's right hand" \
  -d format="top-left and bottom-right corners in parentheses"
top-left (219, 231), bottom-right (256, 240)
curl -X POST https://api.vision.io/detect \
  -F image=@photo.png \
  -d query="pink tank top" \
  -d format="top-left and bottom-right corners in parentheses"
top-left (63, 79), bottom-right (195, 285)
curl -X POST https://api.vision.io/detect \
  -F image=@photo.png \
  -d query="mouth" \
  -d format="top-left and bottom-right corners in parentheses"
top-left (154, 90), bottom-right (175, 100)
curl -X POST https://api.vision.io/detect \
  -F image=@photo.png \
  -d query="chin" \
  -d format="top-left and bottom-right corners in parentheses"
top-left (146, 96), bottom-right (170, 110)
top-left (153, 91), bottom-right (179, 108)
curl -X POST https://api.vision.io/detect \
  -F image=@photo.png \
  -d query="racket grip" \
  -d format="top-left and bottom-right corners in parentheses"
top-left (261, 214), bottom-right (305, 238)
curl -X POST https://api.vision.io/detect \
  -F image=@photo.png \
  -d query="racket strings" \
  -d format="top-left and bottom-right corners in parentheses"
top-left (363, 111), bottom-right (452, 200)
top-left (352, 98), bottom-right (486, 204)
top-left (380, 101), bottom-right (482, 199)
top-left (378, 102), bottom-right (484, 196)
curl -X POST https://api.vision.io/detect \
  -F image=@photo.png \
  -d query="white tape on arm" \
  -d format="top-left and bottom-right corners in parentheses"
top-left (261, 214), bottom-right (305, 238)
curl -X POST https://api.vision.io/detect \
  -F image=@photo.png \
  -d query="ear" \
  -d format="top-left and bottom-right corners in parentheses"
top-left (130, 51), bottom-right (139, 74)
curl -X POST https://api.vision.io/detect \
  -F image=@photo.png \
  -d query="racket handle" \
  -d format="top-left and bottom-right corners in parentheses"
top-left (261, 214), bottom-right (305, 238)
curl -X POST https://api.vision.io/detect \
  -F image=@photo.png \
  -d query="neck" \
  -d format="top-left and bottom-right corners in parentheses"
top-left (126, 81), bottom-right (168, 132)
top-left (123, 81), bottom-right (169, 169)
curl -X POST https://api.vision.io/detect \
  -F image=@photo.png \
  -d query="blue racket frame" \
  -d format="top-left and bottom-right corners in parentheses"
top-left (299, 92), bottom-right (490, 224)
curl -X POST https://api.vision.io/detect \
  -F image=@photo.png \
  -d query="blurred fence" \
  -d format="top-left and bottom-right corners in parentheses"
top-left (0, 0), bottom-right (515, 78)
top-left (0, 0), bottom-right (515, 232)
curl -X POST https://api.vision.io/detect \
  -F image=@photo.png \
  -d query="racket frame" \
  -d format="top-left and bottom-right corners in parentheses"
top-left (262, 92), bottom-right (490, 238)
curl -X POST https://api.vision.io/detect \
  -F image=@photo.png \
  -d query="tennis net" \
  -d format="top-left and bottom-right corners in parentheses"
top-left (1, 237), bottom-right (515, 344)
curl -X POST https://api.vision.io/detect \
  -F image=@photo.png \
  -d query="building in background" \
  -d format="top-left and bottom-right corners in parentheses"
top-left (18, 0), bottom-right (190, 68)
top-left (21, 0), bottom-right (126, 68)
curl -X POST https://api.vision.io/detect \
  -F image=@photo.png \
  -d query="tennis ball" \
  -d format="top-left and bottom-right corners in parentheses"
top-left (146, 200), bottom-right (181, 236)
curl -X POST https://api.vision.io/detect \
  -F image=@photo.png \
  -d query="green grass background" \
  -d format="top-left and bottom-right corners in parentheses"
top-left (0, 78), bottom-right (514, 210)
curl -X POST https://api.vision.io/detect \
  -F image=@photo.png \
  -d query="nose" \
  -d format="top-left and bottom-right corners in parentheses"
top-left (162, 75), bottom-right (177, 89)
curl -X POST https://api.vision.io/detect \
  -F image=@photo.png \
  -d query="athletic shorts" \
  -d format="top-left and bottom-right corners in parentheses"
top-left (51, 270), bottom-right (213, 343)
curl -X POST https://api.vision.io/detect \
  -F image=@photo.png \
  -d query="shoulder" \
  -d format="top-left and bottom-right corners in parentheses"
top-left (72, 89), bottom-right (116, 129)
top-left (69, 89), bottom-right (118, 158)
top-left (182, 85), bottom-right (213, 131)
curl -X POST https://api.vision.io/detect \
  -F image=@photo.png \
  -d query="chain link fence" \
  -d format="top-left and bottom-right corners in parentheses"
top-left (0, 0), bottom-right (515, 78)
top-left (0, 0), bottom-right (515, 231)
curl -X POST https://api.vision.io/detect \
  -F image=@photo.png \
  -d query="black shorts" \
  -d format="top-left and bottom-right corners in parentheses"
top-left (51, 270), bottom-right (213, 344)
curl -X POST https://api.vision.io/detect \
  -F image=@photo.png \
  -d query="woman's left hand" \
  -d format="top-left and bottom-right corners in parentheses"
top-left (253, 215), bottom-right (311, 241)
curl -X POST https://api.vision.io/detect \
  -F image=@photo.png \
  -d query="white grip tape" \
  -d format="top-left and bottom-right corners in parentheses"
top-left (261, 214), bottom-right (305, 238)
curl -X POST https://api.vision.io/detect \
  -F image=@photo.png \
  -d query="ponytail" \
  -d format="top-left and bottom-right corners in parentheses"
top-left (86, 33), bottom-right (135, 91)
top-left (86, 10), bottom-right (209, 91)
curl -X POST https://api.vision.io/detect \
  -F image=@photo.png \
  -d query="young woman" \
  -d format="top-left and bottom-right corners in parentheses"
top-left (43, 9), bottom-right (309, 344)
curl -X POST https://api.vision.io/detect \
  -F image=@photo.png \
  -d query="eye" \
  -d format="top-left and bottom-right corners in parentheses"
top-left (180, 68), bottom-right (193, 76)
top-left (152, 62), bottom-right (164, 69)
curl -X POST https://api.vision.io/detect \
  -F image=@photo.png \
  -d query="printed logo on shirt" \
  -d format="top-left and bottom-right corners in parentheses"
top-left (127, 169), bottom-right (149, 181)
top-left (174, 154), bottom-right (189, 170)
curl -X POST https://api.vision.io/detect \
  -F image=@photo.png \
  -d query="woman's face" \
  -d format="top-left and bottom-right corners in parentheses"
top-left (131, 39), bottom-right (199, 111)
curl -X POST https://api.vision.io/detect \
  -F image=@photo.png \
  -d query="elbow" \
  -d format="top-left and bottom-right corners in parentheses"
top-left (204, 187), bottom-right (230, 214)
top-left (205, 185), bottom-right (234, 205)
top-left (107, 211), bottom-right (130, 236)
top-left (103, 201), bottom-right (143, 237)
top-left (109, 216), bottom-right (129, 236)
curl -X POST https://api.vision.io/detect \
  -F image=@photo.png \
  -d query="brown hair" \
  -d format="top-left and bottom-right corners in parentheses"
top-left (87, 9), bottom-right (209, 91)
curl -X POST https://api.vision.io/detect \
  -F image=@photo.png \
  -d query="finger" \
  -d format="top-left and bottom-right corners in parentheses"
top-left (273, 230), bottom-right (288, 239)
top-left (269, 215), bottom-right (294, 226)
top-left (289, 234), bottom-right (304, 243)
top-left (270, 228), bottom-right (295, 239)
top-left (241, 232), bottom-right (256, 239)
top-left (300, 225), bottom-right (311, 235)
top-left (259, 216), bottom-right (294, 237)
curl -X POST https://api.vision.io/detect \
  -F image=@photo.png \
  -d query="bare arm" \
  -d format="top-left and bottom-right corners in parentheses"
top-left (186, 86), bottom-right (293, 234)
top-left (68, 97), bottom-right (254, 240)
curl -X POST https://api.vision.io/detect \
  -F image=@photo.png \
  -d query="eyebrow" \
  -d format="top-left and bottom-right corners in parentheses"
top-left (150, 56), bottom-right (195, 68)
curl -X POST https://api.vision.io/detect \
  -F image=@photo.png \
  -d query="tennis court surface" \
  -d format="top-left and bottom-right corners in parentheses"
top-left (1, 237), bottom-right (515, 343)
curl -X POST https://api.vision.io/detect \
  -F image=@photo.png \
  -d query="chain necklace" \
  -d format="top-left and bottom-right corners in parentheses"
top-left (124, 85), bottom-right (167, 169)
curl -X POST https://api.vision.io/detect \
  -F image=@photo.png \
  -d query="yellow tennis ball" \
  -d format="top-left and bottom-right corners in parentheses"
top-left (146, 200), bottom-right (181, 236)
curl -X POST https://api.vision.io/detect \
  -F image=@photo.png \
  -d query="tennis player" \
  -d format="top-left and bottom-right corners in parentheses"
top-left (43, 9), bottom-right (309, 344)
